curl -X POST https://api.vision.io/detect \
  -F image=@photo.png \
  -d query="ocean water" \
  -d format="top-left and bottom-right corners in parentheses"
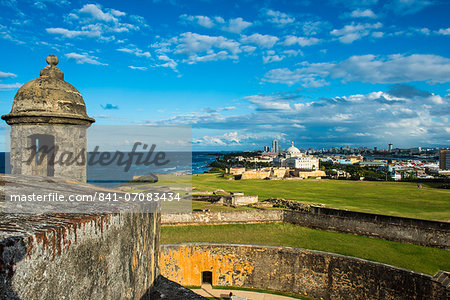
top-left (0, 151), bottom-right (219, 188)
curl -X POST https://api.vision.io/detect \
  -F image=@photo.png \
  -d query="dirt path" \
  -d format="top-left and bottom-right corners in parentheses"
top-left (191, 284), bottom-right (301, 300)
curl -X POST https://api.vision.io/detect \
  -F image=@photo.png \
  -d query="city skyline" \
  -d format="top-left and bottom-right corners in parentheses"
top-left (0, 0), bottom-right (449, 150)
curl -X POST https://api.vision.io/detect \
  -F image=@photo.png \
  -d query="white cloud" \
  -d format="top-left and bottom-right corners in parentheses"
top-left (332, 54), bottom-right (450, 84)
top-left (193, 132), bottom-right (242, 146)
top-left (184, 50), bottom-right (235, 64)
top-left (384, 0), bottom-right (433, 15)
top-left (245, 94), bottom-right (292, 110)
top-left (262, 62), bottom-right (333, 87)
top-left (372, 31), bottom-right (384, 37)
top-left (350, 9), bottom-right (377, 18)
top-left (65, 52), bottom-right (108, 65)
top-left (263, 54), bottom-right (450, 86)
top-left (193, 131), bottom-right (286, 147)
top-left (110, 9), bottom-right (126, 17)
top-left (301, 21), bottom-right (327, 36)
top-left (427, 94), bottom-right (444, 104)
top-left (156, 55), bottom-right (178, 70)
top-left (46, 27), bottom-right (101, 38)
top-left (129, 15), bottom-right (148, 27)
top-left (129, 66), bottom-right (147, 70)
top-left (78, 4), bottom-right (118, 22)
top-left (241, 45), bottom-right (257, 53)
top-left (283, 50), bottom-right (302, 57)
top-left (221, 106), bottom-right (236, 111)
top-left (436, 28), bottom-right (450, 35)
top-left (154, 85), bottom-right (450, 148)
top-left (330, 22), bottom-right (382, 43)
top-left (47, 4), bottom-right (142, 41)
top-left (264, 9), bottom-right (295, 26)
top-left (282, 36), bottom-right (321, 47)
top-left (0, 83), bottom-right (22, 90)
top-left (240, 33), bottom-right (279, 48)
top-left (174, 32), bottom-right (241, 55)
top-left (214, 16), bottom-right (225, 24)
top-left (117, 47), bottom-right (151, 58)
top-left (33, 0), bottom-right (70, 10)
top-left (180, 14), bottom-right (215, 28)
top-left (0, 71), bottom-right (17, 79)
top-left (222, 17), bottom-right (252, 34)
top-left (179, 15), bottom-right (251, 33)
top-left (152, 32), bottom-right (242, 65)
top-left (263, 53), bottom-right (284, 64)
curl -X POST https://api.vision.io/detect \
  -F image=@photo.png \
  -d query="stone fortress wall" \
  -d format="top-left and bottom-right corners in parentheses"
top-left (0, 176), bottom-right (161, 300)
top-left (228, 167), bottom-right (327, 180)
top-left (162, 201), bottom-right (450, 249)
top-left (161, 202), bottom-right (449, 298)
top-left (160, 243), bottom-right (448, 300)
top-left (0, 212), bottom-right (160, 300)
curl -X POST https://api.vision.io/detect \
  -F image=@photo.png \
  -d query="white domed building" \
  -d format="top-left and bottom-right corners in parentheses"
top-left (274, 141), bottom-right (319, 170)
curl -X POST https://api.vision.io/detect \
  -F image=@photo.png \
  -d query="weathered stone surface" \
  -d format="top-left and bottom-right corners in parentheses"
top-left (2, 55), bottom-right (95, 182)
top-left (284, 207), bottom-right (450, 249)
top-left (192, 194), bottom-right (258, 207)
top-left (162, 206), bottom-right (449, 248)
top-left (160, 243), bottom-right (448, 300)
top-left (162, 210), bottom-right (283, 226)
top-left (147, 275), bottom-right (207, 300)
top-left (0, 175), bottom-right (160, 300)
top-left (9, 125), bottom-right (89, 182)
top-left (1, 55), bottom-right (94, 125)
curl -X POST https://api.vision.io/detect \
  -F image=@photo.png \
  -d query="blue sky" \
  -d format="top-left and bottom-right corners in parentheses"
top-left (0, 0), bottom-right (449, 151)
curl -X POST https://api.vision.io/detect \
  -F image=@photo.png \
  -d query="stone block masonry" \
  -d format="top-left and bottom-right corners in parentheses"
top-left (160, 243), bottom-right (448, 300)
top-left (0, 175), bottom-right (160, 300)
top-left (161, 210), bottom-right (283, 226)
top-left (284, 206), bottom-right (449, 249)
top-left (162, 201), bottom-right (449, 248)
top-left (269, 198), bottom-right (449, 249)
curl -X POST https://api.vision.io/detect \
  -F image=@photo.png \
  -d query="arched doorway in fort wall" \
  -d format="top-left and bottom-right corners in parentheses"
top-left (201, 271), bottom-right (213, 285)
top-left (29, 133), bottom-right (55, 177)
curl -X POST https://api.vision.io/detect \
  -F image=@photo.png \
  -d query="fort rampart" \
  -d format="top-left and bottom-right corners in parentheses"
top-left (162, 203), bottom-right (449, 248)
top-left (0, 211), bottom-right (160, 299)
top-left (160, 243), bottom-right (448, 300)
top-left (162, 209), bottom-right (283, 226)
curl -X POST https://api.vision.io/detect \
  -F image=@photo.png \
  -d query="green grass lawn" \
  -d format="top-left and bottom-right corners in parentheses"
top-left (191, 174), bottom-right (450, 221)
top-left (161, 223), bottom-right (450, 275)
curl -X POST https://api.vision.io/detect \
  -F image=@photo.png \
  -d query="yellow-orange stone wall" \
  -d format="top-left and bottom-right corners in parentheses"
top-left (159, 243), bottom-right (446, 299)
top-left (160, 244), bottom-right (254, 287)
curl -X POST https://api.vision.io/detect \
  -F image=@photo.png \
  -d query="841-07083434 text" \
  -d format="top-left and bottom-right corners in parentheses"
top-left (8, 192), bottom-right (181, 202)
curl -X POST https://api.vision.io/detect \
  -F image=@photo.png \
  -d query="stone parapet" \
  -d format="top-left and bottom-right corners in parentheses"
top-left (161, 243), bottom-right (447, 300)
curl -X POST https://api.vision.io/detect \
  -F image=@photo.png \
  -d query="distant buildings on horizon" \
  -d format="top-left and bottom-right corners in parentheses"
top-left (440, 149), bottom-right (450, 170)
top-left (262, 140), bottom-right (447, 158)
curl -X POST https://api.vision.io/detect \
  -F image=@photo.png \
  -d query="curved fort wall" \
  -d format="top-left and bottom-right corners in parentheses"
top-left (162, 204), bottom-right (450, 249)
top-left (160, 243), bottom-right (447, 300)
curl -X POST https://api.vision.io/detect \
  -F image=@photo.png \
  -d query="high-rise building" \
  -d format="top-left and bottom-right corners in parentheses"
top-left (439, 149), bottom-right (450, 170)
top-left (272, 140), bottom-right (279, 153)
top-left (263, 146), bottom-right (270, 152)
top-left (388, 143), bottom-right (393, 152)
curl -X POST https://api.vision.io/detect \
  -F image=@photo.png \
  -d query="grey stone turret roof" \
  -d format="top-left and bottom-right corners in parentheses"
top-left (1, 55), bottom-right (95, 125)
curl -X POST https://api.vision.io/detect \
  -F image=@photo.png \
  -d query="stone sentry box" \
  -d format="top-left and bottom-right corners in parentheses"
top-left (1, 55), bottom-right (95, 183)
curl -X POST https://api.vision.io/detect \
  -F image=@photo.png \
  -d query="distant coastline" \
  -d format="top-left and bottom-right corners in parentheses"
top-left (0, 151), bottom-right (220, 187)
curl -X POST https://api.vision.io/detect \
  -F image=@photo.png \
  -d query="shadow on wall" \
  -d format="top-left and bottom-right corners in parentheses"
top-left (0, 237), bottom-right (26, 300)
top-left (144, 275), bottom-right (207, 300)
